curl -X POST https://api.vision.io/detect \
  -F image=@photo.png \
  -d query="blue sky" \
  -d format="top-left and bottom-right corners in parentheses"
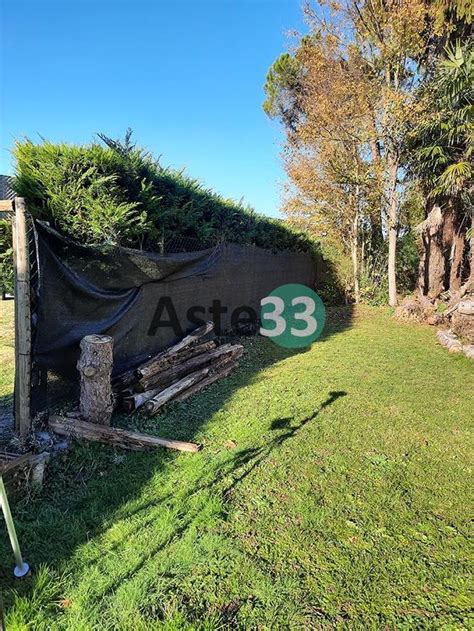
top-left (0, 0), bottom-right (307, 217)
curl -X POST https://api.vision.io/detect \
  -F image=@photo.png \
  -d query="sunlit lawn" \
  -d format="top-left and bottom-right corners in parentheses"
top-left (0, 301), bottom-right (14, 438)
top-left (0, 304), bottom-right (472, 629)
top-left (0, 301), bottom-right (14, 397)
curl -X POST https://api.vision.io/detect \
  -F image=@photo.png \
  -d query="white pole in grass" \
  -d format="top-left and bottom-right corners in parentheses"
top-left (0, 476), bottom-right (29, 577)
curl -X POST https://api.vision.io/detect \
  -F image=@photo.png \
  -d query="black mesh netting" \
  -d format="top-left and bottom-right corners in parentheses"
top-left (31, 220), bottom-right (318, 412)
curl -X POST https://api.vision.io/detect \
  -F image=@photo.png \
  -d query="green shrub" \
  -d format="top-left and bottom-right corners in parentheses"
top-left (359, 250), bottom-right (389, 306)
top-left (0, 219), bottom-right (13, 295)
top-left (359, 232), bottom-right (419, 306)
top-left (396, 231), bottom-right (420, 296)
top-left (13, 132), bottom-right (316, 255)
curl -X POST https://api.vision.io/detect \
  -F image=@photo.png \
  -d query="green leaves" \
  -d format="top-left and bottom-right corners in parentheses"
top-left (263, 53), bottom-right (302, 130)
top-left (0, 219), bottom-right (13, 294)
top-left (13, 133), bottom-right (316, 254)
top-left (407, 40), bottom-right (473, 199)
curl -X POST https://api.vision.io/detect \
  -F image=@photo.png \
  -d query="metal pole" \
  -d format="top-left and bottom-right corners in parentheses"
top-left (0, 476), bottom-right (29, 577)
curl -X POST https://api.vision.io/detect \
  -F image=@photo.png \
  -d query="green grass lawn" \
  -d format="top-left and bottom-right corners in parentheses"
top-left (0, 300), bottom-right (14, 438)
top-left (0, 301), bottom-right (14, 394)
top-left (0, 304), bottom-right (472, 629)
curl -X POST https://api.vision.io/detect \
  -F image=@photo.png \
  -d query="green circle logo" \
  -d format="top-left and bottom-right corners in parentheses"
top-left (260, 283), bottom-right (326, 348)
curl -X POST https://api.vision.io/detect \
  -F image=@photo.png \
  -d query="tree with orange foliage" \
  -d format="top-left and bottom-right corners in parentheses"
top-left (276, 30), bottom-right (382, 302)
top-left (264, 0), bottom-right (442, 305)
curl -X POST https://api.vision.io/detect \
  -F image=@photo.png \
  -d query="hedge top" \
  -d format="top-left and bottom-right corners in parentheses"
top-left (13, 131), bottom-right (316, 255)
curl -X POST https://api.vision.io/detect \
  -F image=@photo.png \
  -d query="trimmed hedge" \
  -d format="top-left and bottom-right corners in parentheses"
top-left (13, 133), bottom-right (316, 254)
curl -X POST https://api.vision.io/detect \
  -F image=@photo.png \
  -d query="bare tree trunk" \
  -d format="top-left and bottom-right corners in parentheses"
top-left (77, 335), bottom-right (114, 425)
top-left (351, 204), bottom-right (360, 303)
top-left (388, 226), bottom-right (397, 305)
top-left (387, 159), bottom-right (398, 306)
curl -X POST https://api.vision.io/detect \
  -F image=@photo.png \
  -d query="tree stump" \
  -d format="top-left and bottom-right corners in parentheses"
top-left (77, 335), bottom-right (114, 425)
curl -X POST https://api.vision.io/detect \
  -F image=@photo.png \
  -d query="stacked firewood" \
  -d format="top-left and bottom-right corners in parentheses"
top-left (114, 322), bottom-right (243, 416)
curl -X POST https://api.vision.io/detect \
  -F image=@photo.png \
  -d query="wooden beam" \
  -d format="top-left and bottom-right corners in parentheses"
top-left (49, 416), bottom-right (201, 453)
top-left (12, 198), bottom-right (31, 436)
top-left (0, 200), bottom-right (14, 212)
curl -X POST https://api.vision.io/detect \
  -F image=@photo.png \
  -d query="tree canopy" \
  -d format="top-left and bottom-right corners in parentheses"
top-left (264, 0), bottom-right (473, 304)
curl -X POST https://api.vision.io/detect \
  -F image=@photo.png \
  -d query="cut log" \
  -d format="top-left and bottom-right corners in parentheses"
top-left (135, 340), bottom-right (217, 391)
top-left (112, 367), bottom-right (138, 392)
top-left (174, 361), bottom-right (239, 403)
top-left (136, 322), bottom-right (214, 380)
top-left (122, 346), bottom-right (243, 412)
top-left (114, 341), bottom-right (217, 395)
top-left (451, 310), bottom-right (474, 343)
top-left (77, 335), bottom-right (114, 425)
top-left (48, 416), bottom-right (201, 453)
top-left (122, 385), bottom-right (165, 413)
top-left (138, 343), bottom-right (242, 392)
top-left (126, 345), bottom-right (244, 412)
top-left (463, 344), bottom-right (474, 359)
top-left (143, 367), bottom-right (211, 417)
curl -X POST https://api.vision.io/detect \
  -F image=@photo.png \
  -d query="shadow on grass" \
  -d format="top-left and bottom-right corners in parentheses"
top-left (220, 390), bottom-right (347, 499)
top-left (0, 394), bottom-right (14, 445)
top-left (320, 305), bottom-right (354, 342)
top-left (0, 306), bottom-right (353, 618)
top-left (23, 389), bottom-right (348, 610)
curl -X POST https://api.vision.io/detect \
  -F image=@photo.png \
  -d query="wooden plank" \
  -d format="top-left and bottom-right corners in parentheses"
top-left (0, 200), bottom-right (14, 211)
top-left (13, 198), bottom-right (32, 436)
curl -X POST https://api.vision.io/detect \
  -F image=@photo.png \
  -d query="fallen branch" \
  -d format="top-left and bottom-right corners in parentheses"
top-left (449, 281), bottom-right (472, 306)
top-left (48, 415), bottom-right (201, 453)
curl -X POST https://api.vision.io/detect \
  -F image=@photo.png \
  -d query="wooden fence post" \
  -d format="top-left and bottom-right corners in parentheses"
top-left (12, 198), bottom-right (31, 437)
